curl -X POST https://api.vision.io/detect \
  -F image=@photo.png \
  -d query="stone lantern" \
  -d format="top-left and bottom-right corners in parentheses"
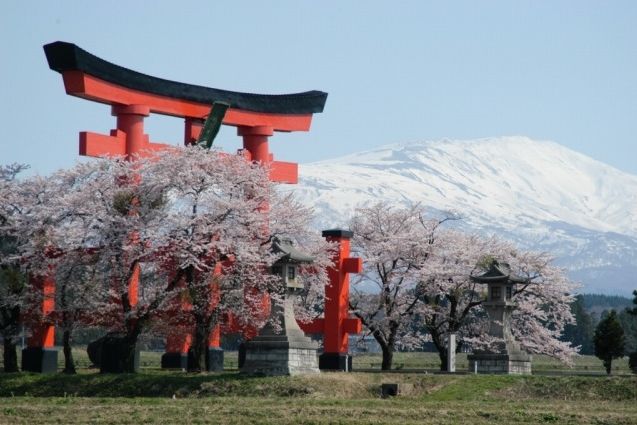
top-left (467, 260), bottom-right (532, 374)
top-left (241, 237), bottom-right (320, 375)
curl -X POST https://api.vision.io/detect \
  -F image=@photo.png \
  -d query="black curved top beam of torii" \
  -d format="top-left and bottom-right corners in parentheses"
top-left (44, 41), bottom-right (328, 116)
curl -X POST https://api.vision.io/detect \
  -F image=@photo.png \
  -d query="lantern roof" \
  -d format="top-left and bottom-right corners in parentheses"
top-left (272, 237), bottom-right (314, 264)
top-left (470, 261), bottom-right (526, 284)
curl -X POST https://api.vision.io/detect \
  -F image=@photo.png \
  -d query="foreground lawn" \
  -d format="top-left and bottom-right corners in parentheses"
top-left (0, 372), bottom-right (635, 424)
top-left (1, 397), bottom-right (635, 425)
top-left (1, 349), bottom-right (634, 423)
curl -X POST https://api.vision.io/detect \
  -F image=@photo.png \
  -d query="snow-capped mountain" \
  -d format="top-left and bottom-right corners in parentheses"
top-left (289, 136), bottom-right (637, 296)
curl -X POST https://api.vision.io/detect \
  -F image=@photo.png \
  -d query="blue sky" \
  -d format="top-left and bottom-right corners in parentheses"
top-left (1, 1), bottom-right (636, 176)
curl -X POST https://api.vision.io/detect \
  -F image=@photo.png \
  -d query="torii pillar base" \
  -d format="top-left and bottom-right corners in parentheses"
top-left (207, 348), bottom-right (224, 372)
top-left (160, 349), bottom-right (223, 371)
top-left (161, 352), bottom-right (192, 370)
top-left (319, 353), bottom-right (352, 372)
top-left (21, 347), bottom-right (58, 373)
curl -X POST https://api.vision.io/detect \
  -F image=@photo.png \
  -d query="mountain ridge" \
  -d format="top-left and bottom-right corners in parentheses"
top-left (288, 136), bottom-right (637, 295)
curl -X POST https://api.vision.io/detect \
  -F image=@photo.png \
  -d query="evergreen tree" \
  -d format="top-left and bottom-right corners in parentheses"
top-left (617, 309), bottom-right (637, 354)
top-left (593, 310), bottom-right (625, 375)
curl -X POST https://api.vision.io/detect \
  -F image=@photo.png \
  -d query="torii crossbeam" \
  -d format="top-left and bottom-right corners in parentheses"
top-left (43, 41), bottom-right (328, 183)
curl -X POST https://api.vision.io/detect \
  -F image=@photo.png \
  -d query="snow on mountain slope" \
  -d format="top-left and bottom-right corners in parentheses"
top-left (287, 136), bottom-right (637, 295)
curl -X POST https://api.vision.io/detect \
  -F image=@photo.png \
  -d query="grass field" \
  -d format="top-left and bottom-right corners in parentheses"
top-left (1, 349), bottom-right (635, 424)
top-left (0, 372), bottom-right (635, 424)
top-left (14, 347), bottom-right (631, 374)
top-left (352, 351), bottom-right (632, 374)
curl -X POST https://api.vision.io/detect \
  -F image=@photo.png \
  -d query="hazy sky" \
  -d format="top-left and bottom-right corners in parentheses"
top-left (2, 1), bottom-right (636, 176)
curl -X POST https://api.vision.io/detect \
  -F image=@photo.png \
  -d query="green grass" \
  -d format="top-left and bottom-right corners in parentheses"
top-left (1, 397), bottom-right (635, 425)
top-left (1, 349), bottom-right (635, 424)
top-left (0, 373), bottom-right (635, 424)
top-left (2, 371), bottom-right (635, 400)
top-left (352, 351), bottom-right (632, 374)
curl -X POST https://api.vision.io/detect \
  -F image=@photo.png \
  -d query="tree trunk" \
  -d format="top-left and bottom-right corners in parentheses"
top-left (62, 329), bottom-right (76, 374)
top-left (429, 327), bottom-right (448, 371)
top-left (186, 266), bottom-right (215, 373)
top-left (604, 358), bottom-right (612, 375)
top-left (369, 327), bottom-right (394, 370)
top-left (189, 318), bottom-right (209, 372)
top-left (123, 336), bottom-right (138, 373)
top-left (381, 344), bottom-right (394, 371)
top-left (438, 350), bottom-right (448, 372)
top-left (3, 337), bottom-right (19, 373)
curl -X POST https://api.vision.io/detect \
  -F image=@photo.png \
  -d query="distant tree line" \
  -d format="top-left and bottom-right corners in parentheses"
top-left (560, 291), bottom-right (637, 374)
top-left (561, 293), bottom-right (637, 356)
top-left (581, 293), bottom-right (633, 310)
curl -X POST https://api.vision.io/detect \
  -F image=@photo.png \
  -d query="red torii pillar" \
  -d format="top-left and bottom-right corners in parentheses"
top-left (300, 230), bottom-right (362, 371)
top-left (21, 274), bottom-right (57, 373)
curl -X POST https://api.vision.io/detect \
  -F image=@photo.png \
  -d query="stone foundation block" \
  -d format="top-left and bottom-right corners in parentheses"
top-left (21, 347), bottom-right (58, 373)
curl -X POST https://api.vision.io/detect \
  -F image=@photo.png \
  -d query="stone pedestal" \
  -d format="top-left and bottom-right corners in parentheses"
top-left (207, 347), bottom-right (224, 372)
top-left (242, 334), bottom-right (319, 376)
top-left (242, 289), bottom-right (319, 376)
top-left (160, 352), bottom-right (188, 369)
top-left (161, 348), bottom-right (223, 371)
top-left (100, 334), bottom-right (139, 373)
top-left (468, 352), bottom-right (531, 374)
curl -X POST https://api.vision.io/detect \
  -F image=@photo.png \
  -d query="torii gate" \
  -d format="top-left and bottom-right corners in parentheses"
top-left (25, 41), bottom-right (361, 372)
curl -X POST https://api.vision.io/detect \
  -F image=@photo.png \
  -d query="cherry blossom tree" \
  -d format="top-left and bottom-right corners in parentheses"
top-left (140, 147), bottom-right (276, 371)
top-left (0, 164), bottom-right (30, 372)
top-left (10, 158), bottom-right (180, 373)
top-left (5, 146), bottom-right (331, 373)
top-left (52, 257), bottom-right (105, 374)
top-left (421, 234), bottom-right (578, 370)
top-left (348, 203), bottom-right (443, 370)
top-left (142, 147), bottom-right (331, 371)
top-left (415, 231), bottom-right (499, 371)
top-left (1, 164), bottom-right (82, 373)
top-left (6, 167), bottom-right (107, 374)
top-left (348, 202), bottom-right (577, 371)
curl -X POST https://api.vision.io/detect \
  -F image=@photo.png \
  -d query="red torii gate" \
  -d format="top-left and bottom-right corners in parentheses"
top-left (299, 230), bottom-right (362, 371)
top-left (43, 41), bottom-right (325, 178)
top-left (25, 41), bottom-right (361, 372)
